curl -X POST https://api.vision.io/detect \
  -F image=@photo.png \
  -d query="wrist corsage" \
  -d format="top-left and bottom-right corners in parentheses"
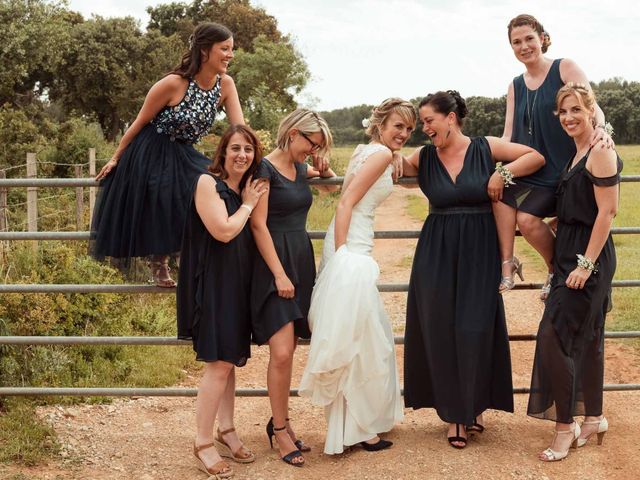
top-left (495, 162), bottom-right (516, 187)
top-left (576, 253), bottom-right (598, 273)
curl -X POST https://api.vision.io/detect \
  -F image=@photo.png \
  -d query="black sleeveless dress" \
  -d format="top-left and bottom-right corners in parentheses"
top-left (91, 77), bottom-right (222, 259)
top-left (177, 175), bottom-right (254, 365)
top-left (502, 59), bottom-right (577, 217)
top-left (527, 151), bottom-right (622, 422)
top-left (251, 159), bottom-right (315, 345)
top-left (404, 137), bottom-right (514, 425)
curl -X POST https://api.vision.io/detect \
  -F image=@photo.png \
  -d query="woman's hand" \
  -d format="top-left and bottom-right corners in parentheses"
top-left (95, 158), bottom-right (118, 181)
top-left (274, 272), bottom-right (295, 299)
top-left (487, 171), bottom-right (505, 202)
top-left (565, 267), bottom-right (591, 289)
top-left (241, 176), bottom-right (269, 209)
top-left (311, 153), bottom-right (330, 175)
top-left (391, 152), bottom-right (403, 182)
top-left (590, 127), bottom-right (614, 150)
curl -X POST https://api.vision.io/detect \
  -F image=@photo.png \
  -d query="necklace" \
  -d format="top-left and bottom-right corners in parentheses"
top-left (525, 86), bottom-right (539, 136)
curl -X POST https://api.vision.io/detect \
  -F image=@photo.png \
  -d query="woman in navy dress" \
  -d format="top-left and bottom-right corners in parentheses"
top-left (177, 125), bottom-right (268, 478)
top-left (92, 22), bottom-right (243, 286)
top-left (528, 84), bottom-right (621, 462)
top-left (402, 91), bottom-right (544, 449)
top-left (493, 14), bottom-right (611, 298)
top-left (250, 109), bottom-right (335, 467)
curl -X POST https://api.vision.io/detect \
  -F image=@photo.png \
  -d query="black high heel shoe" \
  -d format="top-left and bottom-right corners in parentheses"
top-left (359, 438), bottom-right (393, 452)
top-left (447, 424), bottom-right (467, 449)
top-left (285, 417), bottom-right (311, 452)
top-left (266, 418), bottom-right (304, 467)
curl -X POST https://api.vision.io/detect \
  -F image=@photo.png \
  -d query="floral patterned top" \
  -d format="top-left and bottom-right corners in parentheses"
top-left (151, 76), bottom-right (222, 144)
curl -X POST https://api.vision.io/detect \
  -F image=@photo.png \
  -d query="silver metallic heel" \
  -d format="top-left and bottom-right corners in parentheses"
top-left (499, 256), bottom-right (524, 293)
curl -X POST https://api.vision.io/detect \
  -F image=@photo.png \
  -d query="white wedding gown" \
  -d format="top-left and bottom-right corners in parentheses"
top-left (298, 143), bottom-right (403, 454)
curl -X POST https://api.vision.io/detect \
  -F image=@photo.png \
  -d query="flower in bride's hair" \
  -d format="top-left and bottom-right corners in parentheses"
top-left (362, 118), bottom-right (371, 128)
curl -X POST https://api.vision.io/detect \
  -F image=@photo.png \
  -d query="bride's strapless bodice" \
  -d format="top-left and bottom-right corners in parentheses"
top-left (322, 144), bottom-right (393, 264)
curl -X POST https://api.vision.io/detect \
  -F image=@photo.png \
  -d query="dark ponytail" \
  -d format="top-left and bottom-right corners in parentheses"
top-left (419, 90), bottom-right (468, 126)
top-left (169, 22), bottom-right (233, 78)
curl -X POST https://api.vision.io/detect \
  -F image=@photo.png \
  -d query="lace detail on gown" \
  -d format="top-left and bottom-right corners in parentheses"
top-left (299, 143), bottom-right (403, 454)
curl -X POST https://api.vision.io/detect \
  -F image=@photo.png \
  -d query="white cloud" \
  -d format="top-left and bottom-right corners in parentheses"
top-left (67, 0), bottom-right (640, 110)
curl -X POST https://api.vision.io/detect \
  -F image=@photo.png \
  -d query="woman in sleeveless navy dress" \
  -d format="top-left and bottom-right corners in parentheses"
top-left (527, 85), bottom-right (621, 462)
top-left (250, 109), bottom-right (335, 467)
top-left (91, 22), bottom-right (244, 286)
top-left (177, 125), bottom-right (268, 477)
top-left (493, 14), bottom-right (612, 298)
top-left (402, 91), bottom-right (544, 449)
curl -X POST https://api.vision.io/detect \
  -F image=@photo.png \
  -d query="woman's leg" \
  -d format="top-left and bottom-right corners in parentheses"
top-left (217, 368), bottom-right (249, 455)
top-left (493, 202), bottom-right (519, 286)
top-left (516, 211), bottom-right (555, 272)
top-left (195, 361), bottom-right (234, 467)
top-left (267, 322), bottom-right (304, 464)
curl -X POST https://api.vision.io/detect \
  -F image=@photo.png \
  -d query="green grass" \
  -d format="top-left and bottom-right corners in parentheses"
top-left (610, 145), bottom-right (640, 339)
top-left (0, 399), bottom-right (59, 466)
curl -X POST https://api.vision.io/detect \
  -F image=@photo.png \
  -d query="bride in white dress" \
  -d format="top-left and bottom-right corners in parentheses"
top-left (299, 98), bottom-right (417, 454)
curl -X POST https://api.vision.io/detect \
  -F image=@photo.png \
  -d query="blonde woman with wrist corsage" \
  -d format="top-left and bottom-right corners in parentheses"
top-left (177, 125), bottom-right (268, 478)
top-left (527, 83), bottom-right (621, 462)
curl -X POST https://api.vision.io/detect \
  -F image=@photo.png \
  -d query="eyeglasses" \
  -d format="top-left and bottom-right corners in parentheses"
top-left (299, 131), bottom-right (321, 153)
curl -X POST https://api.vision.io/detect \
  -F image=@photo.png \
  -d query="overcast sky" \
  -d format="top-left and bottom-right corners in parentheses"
top-left (67, 0), bottom-right (640, 111)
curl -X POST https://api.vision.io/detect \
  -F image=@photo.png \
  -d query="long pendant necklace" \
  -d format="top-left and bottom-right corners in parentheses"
top-left (526, 86), bottom-right (539, 136)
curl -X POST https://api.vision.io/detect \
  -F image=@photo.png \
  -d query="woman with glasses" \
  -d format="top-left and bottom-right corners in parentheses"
top-left (250, 109), bottom-right (335, 468)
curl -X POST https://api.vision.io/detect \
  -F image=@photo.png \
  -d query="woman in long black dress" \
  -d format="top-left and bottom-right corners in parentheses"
top-left (250, 109), bottom-right (335, 467)
top-left (402, 91), bottom-right (545, 448)
top-left (177, 125), bottom-right (268, 478)
top-left (92, 22), bottom-right (243, 286)
top-left (528, 84), bottom-right (621, 462)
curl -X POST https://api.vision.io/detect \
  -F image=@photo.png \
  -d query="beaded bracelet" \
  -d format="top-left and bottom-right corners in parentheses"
top-left (495, 162), bottom-right (516, 187)
top-left (576, 254), bottom-right (598, 273)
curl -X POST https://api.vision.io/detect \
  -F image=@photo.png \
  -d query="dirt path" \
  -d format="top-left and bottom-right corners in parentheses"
top-left (3, 188), bottom-right (639, 480)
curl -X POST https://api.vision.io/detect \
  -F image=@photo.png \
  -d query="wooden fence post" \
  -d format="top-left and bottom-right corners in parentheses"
top-left (89, 148), bottom-right (96, 221)
top-left (75, 165), bottom-right (84, 230)
top-left (0, 170), bottom-right (6, 263)
top-left (0, 170), bottom-right (7, 232)
top-left (26, 153), bottom-right (37, 251)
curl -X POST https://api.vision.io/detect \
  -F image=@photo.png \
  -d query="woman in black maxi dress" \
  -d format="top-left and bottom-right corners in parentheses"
top-left (177, 125), bottom-right (267, 477)
top-left (402, 91), bottom-right (545, 449)
top-left (528, 84), bottom-right (621, 462)
top-left (250, 109), bottom-right (335, 467)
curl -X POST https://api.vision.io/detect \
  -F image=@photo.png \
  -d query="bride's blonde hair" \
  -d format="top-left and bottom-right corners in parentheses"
top-left (365, 98), bottom-right (417, 141)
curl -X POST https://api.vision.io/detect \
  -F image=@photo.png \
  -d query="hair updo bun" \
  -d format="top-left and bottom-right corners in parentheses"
top-left (418, 90), bottom-right (468, 127)
top-left (447, 90), bottom-right (468, 120)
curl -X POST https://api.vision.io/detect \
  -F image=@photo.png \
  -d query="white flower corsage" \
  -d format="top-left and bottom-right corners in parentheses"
top-left (361, 118), bottom-right (370, 128)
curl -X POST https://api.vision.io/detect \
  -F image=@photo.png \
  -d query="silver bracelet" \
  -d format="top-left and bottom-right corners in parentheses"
top-left (239, 204), bottom-right (253, 215)
top-left (576, 254), bottom-right (598, 273)
top-left (495, 162), bottom-right (516, 187)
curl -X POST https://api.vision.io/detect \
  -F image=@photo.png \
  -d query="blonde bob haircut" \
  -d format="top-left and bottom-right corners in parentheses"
top-left (555, 82), bottom-right (596, 126)
top-left (365, 98), bottom-right (417, 141)
top-left (276, 108), bottom-right (333, 158)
